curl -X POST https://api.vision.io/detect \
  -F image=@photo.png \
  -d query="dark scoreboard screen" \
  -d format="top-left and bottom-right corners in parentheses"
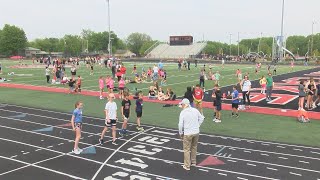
top-left (170, 36), bottom-right (193, 46)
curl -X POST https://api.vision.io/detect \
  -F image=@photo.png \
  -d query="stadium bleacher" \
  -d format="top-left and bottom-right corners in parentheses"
top-left (146, 42), bottom-right (207, 59)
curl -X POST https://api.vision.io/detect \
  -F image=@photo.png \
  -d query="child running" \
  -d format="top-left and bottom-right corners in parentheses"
top-left (99, 93), bottom-right (118, 145)
top-left (119, 93), bottom-right (131, 136)
top-left (71, 101), bottom-right (84, 154)
top-left (135, 92), bottom-right (144, 131)
top-left (99, 76), bottom-right (105, 99)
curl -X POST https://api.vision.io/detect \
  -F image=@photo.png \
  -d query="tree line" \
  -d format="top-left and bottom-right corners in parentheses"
top-left (0, 24), bottom-right (320, 58)
top-left (203, 34), bottom-right (320, 57)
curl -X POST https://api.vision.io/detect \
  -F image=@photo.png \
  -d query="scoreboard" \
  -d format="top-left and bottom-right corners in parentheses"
top-left (169, 36), bottom-right (193, 46)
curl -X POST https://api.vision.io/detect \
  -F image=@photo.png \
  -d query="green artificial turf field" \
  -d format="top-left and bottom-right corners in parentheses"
top-left (0, 60), bottom-right (312, 97)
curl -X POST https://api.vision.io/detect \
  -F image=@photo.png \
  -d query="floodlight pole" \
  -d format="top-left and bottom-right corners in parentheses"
top-left (106, 0), bottom-right (112, 58)
top-left (279, 0), bottom-right (285, 61)
top-left (237, 32), bottom-right (240, 57)
top-left (311, 21), bottom-right (316, 57)
top-left (229, 34), bottom-right (232, 56)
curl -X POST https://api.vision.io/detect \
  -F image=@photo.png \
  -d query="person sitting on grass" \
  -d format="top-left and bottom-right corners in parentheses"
top-left (135, 75), bottom-right (143, 83)
top-left (164, 88), bottom-right (176, 101)
top-left (148, 86), bottom-right (157, 99)
top-left (157, 87), bottom-right (166, 101)
top-left (61, 76), bottom-right (69, 85)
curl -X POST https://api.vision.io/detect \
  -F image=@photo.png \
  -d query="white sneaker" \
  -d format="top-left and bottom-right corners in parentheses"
top-left (78, 148), bottom-right (83, 153)
top-left (212, 118), bottom-right (217, 122)
top-left (73, 149), bottom-right (80, 155)
top-left (215, 119), bottom-right (221, 123)
top-left (99, 96), bottom-right (104, 100)
top-left (317, 103), bottom-right (320, 106)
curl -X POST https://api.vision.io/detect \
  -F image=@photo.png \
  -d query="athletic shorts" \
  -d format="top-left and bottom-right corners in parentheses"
top-left (136, 111), bottom-right (142, 118)
top-left (216, 104), bottom-right (222, 111)
top-left (123, 112), bottom-right (130, 120)
top-left (91, 67), bottom-right (93, 70)
top-left (105, 119), bottom-right (117, 127)
top-left (74, 122), bottom-right (82, 130)
top-left (194, 99), bottom-right (202, 105)
top-left (71, 72), bottom-right (76, 76)
top-left (213, 100), bottom-right (216, 107)
top-left (232, 103), bottom-right (239, 109)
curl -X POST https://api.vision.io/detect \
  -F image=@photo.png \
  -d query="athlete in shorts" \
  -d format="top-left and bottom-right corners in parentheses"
top-left (99, 93), bottom-right (118, 145)
top-left (231, 86), bottom-right (239, 118)
top-left (193, 84), bottom-right (204, 115)
top-left (119, 93), bottom-right (131, 136)
top-left (71, 101), bottom-right (84, 154)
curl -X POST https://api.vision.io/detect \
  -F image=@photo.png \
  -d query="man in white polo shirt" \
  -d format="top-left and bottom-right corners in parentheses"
top-left (178, 98), bottom-right (205, 171)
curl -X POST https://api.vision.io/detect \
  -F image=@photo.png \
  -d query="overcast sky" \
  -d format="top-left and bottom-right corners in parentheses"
top-left (0, 0), bottom-right (319, 43)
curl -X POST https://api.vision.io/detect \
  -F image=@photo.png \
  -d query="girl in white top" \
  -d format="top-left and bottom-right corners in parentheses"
top-left (241, 75), bottom-right (251, 109)
top-left (99, 93), bottom-right (118, 145)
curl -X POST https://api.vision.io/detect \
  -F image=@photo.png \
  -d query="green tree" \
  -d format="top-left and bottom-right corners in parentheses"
top-left (0, 24), bottom-right (28, 56)
top-left (126, 32), bottom-right (152, 56)
top-left (63, 35), bottom-right (82, 56)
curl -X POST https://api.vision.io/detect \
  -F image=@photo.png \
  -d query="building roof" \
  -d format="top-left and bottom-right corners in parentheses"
top-left (25, 47), bottom-right (41, 51)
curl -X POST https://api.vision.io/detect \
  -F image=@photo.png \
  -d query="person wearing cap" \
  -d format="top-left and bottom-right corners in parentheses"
top-left (178, 98), bottom-right (205, 171)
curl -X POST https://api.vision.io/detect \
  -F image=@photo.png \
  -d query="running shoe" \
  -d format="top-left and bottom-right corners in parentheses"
top-left (99, 139), bottom-right (104, 145)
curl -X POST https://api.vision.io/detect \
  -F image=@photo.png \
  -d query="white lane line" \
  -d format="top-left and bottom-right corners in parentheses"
top-left (229, 148), bottom-right (236, 151)
top-left (10, 155), bottom-right (17, 158)
top-left (218, 173), bottom-right (227, 176)
top-left (199, 169), bottom-right (209, 172)
top-left (88, 135), bottom-right (94, 137)
top-left (247, 141), bottom-right (255, 144)
top-left (244, 150), bottom-right (251, 153)
top-left (22, 152), bottom-right (30, 155)
top-left (0, 155), bottom-right (85, 179)
top-left (261, 153), bottom-right (270, 156)
top-left (299, 160), bottom-right (310, 164)
top-left (266, 167), bottom-right (278, 171)
top-left (0, 135), bottom-right (175, 180)
top-left (227, 160), bottom-right (237, 163)
top-left (0, 125), bottom-right (276, 180)
top-left (293, 148), bottom-right (303, 152)
top-left (58, 143), bottom-right (64, 146)
top-left (289, 172), bottom-right (302, 176)
top-left (237, 177), bottom-right (248, 180)
top-left (277, 146), bottom-right (285, 148)
top-left (247, 163), bottom-right (256, 167)
top-left (90, 127), bottom-right (155, 180)
top-left (278, 157), bottom-right (288, 160)
top-left (47, 146), bottom-right (53, 148)
top-left (152, 130), bottom-right (176, 136)
top-left (262, 143), bottom-right (270, 146)
top-left (1, 115), bottom-right (319, 178)
top-left (35, 149), bottom-right (42, 152)
top-left (311, 151), bottom-right (320, 155)
top-left (214, 146), bottom-right (226, 156)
